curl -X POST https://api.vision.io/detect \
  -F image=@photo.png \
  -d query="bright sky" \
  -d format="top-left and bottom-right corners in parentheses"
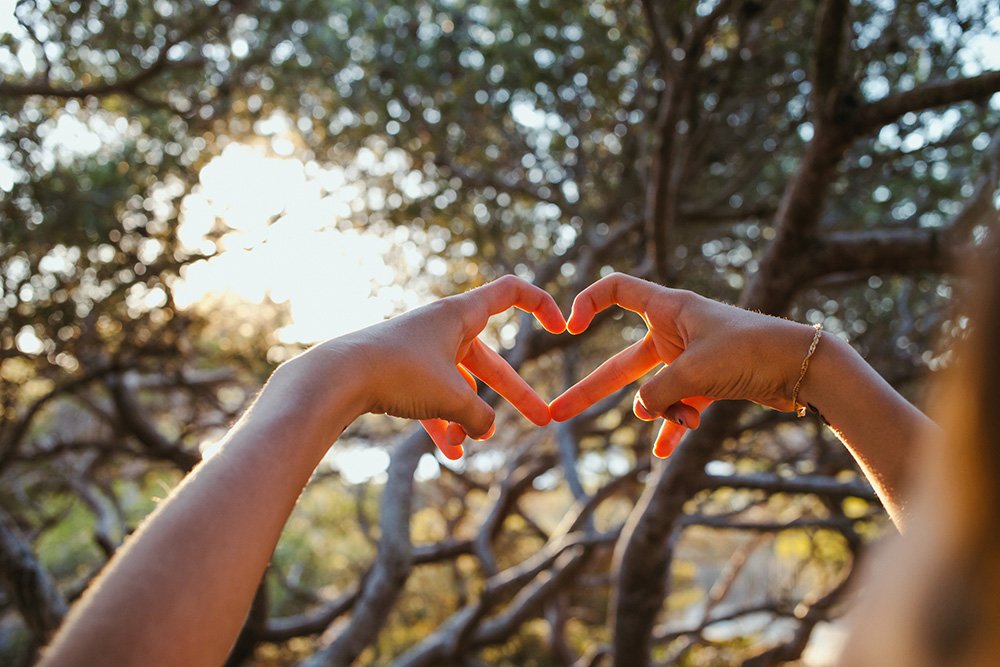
top-left (177, 143), bottom-right (452, 482)
top-left (6, 103), bottom-right (462, 481)
top-left (173, 143), bottom-right (426, 344)
top-left (0, 2), bottom-right (14, 35)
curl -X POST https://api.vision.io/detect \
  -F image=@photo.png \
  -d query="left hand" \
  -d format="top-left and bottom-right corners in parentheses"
top-left (298, 275), bottom-right (566, 459)
top-left (548, 273), bottom-right (814, 457)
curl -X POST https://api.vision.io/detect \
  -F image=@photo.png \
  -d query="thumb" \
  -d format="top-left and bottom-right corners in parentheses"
top-left (437, 372), bottom-right (496, 439)
top-left (635, 355), bottom-right (704, 429)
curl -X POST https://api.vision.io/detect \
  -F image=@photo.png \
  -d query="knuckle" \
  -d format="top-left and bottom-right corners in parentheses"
top-left (637, 384), bottom-right (660, 409)
top-left (442, 385), bottom-right (470, 413)
top-left (667, 360), bottom-right (691, 384)
top-left (443, 297), bottom-right (482, 332)
top-left (606, 285), bottom-right (619, 308)
top-left (670, 288), bottom-right (694, 303)
top-left (433, 295), bottom-right (465, 319)
top-left (664, 288), bottom-right (695, 319)
top-left (668, 361), bottom-right (692, 386)
top-left (469, 405), bottom-right (494, 434)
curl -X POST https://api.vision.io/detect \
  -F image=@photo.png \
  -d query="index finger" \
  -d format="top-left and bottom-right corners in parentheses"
top-left (463, 275), bottom-right (566, 334)
top-left (567, 273), bottom-right (661, 335)
top-left (549, 336), bottom-right (660, 422)
top-left (462, 338), bottom-right (551, 426)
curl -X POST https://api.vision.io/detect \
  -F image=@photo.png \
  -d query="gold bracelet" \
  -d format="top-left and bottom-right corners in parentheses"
top-left (791, 323), bottom-right (823, 417)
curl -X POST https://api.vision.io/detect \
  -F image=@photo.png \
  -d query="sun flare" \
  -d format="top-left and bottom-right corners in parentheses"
top-left (172, 144), bottom-right (424, 344)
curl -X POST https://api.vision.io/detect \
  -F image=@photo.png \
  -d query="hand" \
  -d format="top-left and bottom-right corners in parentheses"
top-left (37, 276), bottom-right (565, 667)
top-left (549, 273), bottom-right (816, 457)
top-left (304, 275), bottom-right (566, 459)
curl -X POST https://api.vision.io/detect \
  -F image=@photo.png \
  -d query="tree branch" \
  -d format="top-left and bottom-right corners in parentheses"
top-left (653, 601), bottom-right (795, 645)
top-left (639, 0), bottom-right (670, 72)
top-left (742, 553), bottom-right (860, 666)
top-left (395, 531), bottom-right (617, 667)
top-left (810, 0), bottom-right (850, 120)
top-left (108, 373), bottom-right (200, 472)
top-left (299, 427), bottom-right (429, 667)
top-left (702, 472), bottom-right (878, 501)
top-left (0, 508), bottom-right (68, 644)
top-left (412, 537), bottom-right (473, 565)
top-left (0, 1), bottom-right (243, 101)
top-left (394, 468), bottom-right (639, 666)
top-left (946, 124), bottom-right (1000, 244)
top-left (680, 514), bottom-right (863, 532)
top-left (611, 401), bottom-right (747, 667)
top-left (474, 452), bottom-right (556, 575)
top-left (0, 363), bottom-right (121, 468)
top-left (261, 586), bottom-right (361, 643)
top-left (470, 546), bottom-right (592, 647)
top-left (797, 228), bottom-right (950, 286)
top-left (643, 0), bottom-right (738, 282)
top-left (854, 70), bottom-right (1000, 136)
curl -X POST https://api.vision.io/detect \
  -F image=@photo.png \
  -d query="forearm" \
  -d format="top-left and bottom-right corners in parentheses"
top-left (39, 276), bottom-right (561, 665)
top-left (40, 353), bottom-right (364, 667)
top-left (797, 333), bottom-right (935, 529)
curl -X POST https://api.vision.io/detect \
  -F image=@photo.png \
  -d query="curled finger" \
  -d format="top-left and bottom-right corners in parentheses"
top-left (421, 418), bottom-right (465, 460)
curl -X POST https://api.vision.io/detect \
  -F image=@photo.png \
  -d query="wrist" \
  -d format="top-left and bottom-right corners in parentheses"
top-left (755, 317), bottom-right (825, 410)
top-left (787, 323), bottom-right (824, 414)
top-left (265, 340), bottom-right (371, 445)
top-left (795, 331), bottom-right (855, 411)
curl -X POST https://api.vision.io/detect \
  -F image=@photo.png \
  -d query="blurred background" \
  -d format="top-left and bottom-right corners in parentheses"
top-left (1, 1), bottom-right (998, 665)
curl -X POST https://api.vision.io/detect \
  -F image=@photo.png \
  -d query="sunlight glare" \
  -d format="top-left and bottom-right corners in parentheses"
top-left (323, 445), bottom-right (391, 485)
top-left (0, 1), bottom-right (16, 37)
top-left (173, 144), bottom-right (423, 344)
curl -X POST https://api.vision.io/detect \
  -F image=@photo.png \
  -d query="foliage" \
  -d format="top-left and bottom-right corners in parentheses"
top-left (1, 0), bottom-right (999, 665)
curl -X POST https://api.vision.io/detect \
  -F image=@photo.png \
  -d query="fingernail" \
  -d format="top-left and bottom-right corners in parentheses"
top-left (665, 405), bottom-right (685, 427)
top-left (474, 423), bottom-right (496, 441)
top-left (440, 444), bottom-right (464, 461)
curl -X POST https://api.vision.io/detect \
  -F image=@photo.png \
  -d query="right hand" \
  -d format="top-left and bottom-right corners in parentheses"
top-left (548, 273), bottom-right (817, 457)
top-left (295, 275), bottom-right (566, 460)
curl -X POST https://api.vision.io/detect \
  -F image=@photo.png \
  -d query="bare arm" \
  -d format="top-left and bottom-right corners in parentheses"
top-left (38, 360), bottom-right (364, 667)
top-left (39, 276), bottom-right (565, 667)
top-left (549, 272), bottom-right (934, 529)
top-left (794, 332), bottom-right (933, 528)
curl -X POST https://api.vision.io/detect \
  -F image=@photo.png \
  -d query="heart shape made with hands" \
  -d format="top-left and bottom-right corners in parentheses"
top-left (420, 274), bottom-right (711, 462)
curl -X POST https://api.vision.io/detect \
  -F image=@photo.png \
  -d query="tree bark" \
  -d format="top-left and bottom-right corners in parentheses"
top-left (0, 509), bottom-right (68, 647)
top-left (610, 401), bottom-right (746, 666)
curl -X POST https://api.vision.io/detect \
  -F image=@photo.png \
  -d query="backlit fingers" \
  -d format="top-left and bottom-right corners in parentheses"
top-left (462, 339), bottom-right (551, 426)
top-left (566, 273), bottom-right (657, 335)
top-left (467, 275), bottom-right (567, 334)
top-left (652, 420), bottom-right (685, 459)
top-left (426, 365), bottom-right (494, 453)
top-left (650, 397), bottom-right (712, 458)
top-left (420, 418), bottom-right (464, 460)
top-left (549, 336), bottom-right (660, 422)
